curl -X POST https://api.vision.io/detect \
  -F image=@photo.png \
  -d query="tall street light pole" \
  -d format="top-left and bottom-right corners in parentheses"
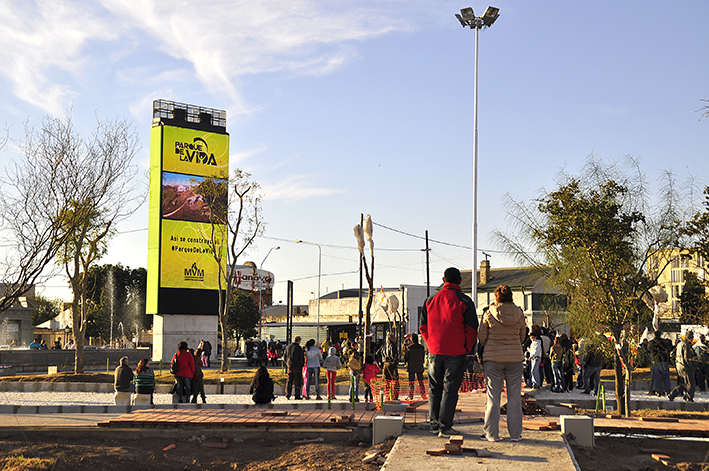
top-left (296, 239), bottom-right (322, 344)
top-left (258, 246), bottom-right (280, 339)
top-left (455, 6), bottom-right (499, 304)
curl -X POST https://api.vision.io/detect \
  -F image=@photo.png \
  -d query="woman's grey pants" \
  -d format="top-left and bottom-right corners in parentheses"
top-left (483, 361), bottom-right (523, 440)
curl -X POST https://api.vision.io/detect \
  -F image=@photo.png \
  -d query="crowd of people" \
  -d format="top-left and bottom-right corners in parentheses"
top-left (111, 339), bottom-right (214, 404)
top-left (108, 267), bottom-right (708, 444)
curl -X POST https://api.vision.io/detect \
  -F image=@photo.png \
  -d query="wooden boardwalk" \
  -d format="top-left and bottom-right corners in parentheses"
top-left (97, 389), bottom-right (709, 437)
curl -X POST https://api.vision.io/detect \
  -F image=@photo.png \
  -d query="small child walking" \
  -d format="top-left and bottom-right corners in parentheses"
top-left (322, 346), bottom-right (342, 399)
top-left (362, 355), bottom-right (381, 403)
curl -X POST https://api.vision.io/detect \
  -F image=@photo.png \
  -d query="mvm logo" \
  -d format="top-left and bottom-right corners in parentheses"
top-left (184, 262), bottom-right (205, 282)
top-left (174, 137), bottom-right (218, 166)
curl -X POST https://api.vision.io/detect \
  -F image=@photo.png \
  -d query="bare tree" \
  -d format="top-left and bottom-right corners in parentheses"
top-left (198, 168), bottom-right (263, 372)
top-left (0, 116), bottom-right (99, 314)
top-left (8, 112), bottom-right (143, 373)
top-left (699, 99), bottom-right (709, 120)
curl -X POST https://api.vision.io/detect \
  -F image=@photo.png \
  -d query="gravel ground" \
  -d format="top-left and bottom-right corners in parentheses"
top-left (0, 391), bottom-right (362, 406)
top-left (1, 385), bottom-right (707, 407)
top-left (530, 386), bottom-right (709, 404)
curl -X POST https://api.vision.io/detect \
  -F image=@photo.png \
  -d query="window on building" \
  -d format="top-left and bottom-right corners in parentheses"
top-left (649, 256), bottom-right (658, 271)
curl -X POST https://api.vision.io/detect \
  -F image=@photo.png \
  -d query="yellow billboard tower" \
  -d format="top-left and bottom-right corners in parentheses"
top-left (147, 100), bottom-right (228, 362)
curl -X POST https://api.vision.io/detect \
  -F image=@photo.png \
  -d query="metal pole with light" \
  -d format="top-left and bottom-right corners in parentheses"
top-left (258, 246), bottom-right (280, 339)
top-left (455, 6), bottom-right (499, 304)
top-left (296, 239), bottom-right (322, 344)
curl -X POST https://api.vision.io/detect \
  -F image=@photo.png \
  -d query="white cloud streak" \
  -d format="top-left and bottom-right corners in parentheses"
top-left (0, 0), bottom-right (415, 115)
top-left (0, 0), bottom-right (119, 115)
top-left (261, 175), bottom-right (345, 202)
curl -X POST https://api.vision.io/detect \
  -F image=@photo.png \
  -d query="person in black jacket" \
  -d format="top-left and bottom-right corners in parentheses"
top-left (283, 336), bottom-right (305, 399)
top-left (114, 356), bottom-right (134, 393)
top-left (405, 333), bottom-right (426, 399)
top-left (249, 366), bottom-right (275, 404)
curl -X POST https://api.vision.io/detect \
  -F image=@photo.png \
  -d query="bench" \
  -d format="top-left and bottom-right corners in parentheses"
top-left (114, 391), bottom-right (132, 405)
top-left (133, 393), bottom-right (151, 405)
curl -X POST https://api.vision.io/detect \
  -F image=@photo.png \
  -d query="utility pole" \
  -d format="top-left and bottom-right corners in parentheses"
top-left (424, 230), bottom-right (431, 297)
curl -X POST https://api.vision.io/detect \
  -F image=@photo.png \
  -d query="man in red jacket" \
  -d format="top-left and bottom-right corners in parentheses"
top-left (420, 267), bottom-right (478, 437)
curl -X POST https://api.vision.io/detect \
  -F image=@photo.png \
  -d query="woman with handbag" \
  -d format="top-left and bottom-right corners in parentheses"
top-left (171, 341), bottom-right (195, 403)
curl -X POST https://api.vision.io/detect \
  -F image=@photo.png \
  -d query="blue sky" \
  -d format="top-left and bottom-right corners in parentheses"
top-left (1, 0), bottom-right (707, 306)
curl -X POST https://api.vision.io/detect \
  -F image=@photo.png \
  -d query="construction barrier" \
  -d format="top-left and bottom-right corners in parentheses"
top-left (370, 372), bottom-right (485, 411)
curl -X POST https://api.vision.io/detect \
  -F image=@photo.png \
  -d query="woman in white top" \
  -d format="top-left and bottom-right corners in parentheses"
top-left (304, 338), bottom-right (323, 400)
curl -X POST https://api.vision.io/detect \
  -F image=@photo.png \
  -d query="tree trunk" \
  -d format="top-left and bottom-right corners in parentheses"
top-left (624, 366), bottom-right (632, 417)
top-left (614, 355), bottom-right (625, 416)
top-left (220, 313), bottom-right (228, 372)
top-left (72, 299), bottom-right (85, 374)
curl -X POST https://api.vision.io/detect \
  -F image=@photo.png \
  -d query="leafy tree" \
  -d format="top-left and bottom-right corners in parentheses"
top-left (32, 294), bottom-right (61, 326)
top-left (199, 169), bottom-right (263, 371)
top-left (496, 156), bottom-right (692, 416)
top-left (679, 271), bottom-right (709, 325)
top-left (227, 290), bottom-right (260, 341)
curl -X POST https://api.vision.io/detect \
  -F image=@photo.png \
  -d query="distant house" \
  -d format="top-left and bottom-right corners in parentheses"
top-left (458, 261), bottom-right (568, 333)
top-left (0, 285), bottom-right (37, 348)
top-left (648, 248), bottom-right (708, 318)
top-left (261, 285), bottom-right (430, 345)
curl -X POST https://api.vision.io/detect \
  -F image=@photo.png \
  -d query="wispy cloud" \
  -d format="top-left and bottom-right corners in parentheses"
top-left (0, 0), bottom-right (119, 115)
top-left (262, 175), bottom-right (345, 202)
top-left (0, 0), bottom-right (414, 115)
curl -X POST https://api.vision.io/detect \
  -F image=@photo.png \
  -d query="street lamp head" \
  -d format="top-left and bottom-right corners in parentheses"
top-left (482, 6), bottom-right (500, 26)
top-left (460, 7), bottom-right (475, 20)
top-left (455, 13), bottom-right (467, 27)
top-left (295, 240), bottom-right (303, 243)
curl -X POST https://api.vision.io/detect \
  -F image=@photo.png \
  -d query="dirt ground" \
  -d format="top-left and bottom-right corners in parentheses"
top-left (571, 435), bottom-right (709, 471)
top-left (0, 435), bottom-right (396, 471)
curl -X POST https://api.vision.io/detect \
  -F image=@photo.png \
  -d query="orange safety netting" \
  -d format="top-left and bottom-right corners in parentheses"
top-left (366, 372), bottom-right (485, 410)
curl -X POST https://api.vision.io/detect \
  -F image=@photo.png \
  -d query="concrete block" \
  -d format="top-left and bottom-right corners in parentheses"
top-left (133, 394), bottom-right (151, 405)
top-left (372, 415), bottom-right (403, 445)
top-left (382, 402), bottom-right (408, 413)
top-left (155, 384), bottom-right (172, 394)
top-left (546, 404), bottom-right (575, 416)
top-left (560, 415), bottom-right (594, 447)
top-left (114, 391), bottom-right (132, 406)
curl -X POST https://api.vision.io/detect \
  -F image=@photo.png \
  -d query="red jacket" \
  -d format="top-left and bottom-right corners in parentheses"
top-left (420, 282), bottom-right (478, 356)
top-left (172, 349), bottom-right (195, 378)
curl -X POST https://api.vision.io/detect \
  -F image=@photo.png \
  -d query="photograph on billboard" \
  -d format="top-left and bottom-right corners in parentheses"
top-left (161, 172), bottom-right (228, 223)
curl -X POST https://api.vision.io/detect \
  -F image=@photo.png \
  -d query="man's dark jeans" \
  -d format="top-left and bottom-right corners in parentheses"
top-left (583, 365), bottom-right (601, 394)
top-left (428, 353), bottom-right (466, 432)
top-left (286, 368), bottom-right (303, 399)
top-left (175, 375), bottom-right (191, 403)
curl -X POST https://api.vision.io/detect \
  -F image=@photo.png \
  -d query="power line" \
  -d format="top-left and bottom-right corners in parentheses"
top-left (260, 235), bottom-right (419, 252)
